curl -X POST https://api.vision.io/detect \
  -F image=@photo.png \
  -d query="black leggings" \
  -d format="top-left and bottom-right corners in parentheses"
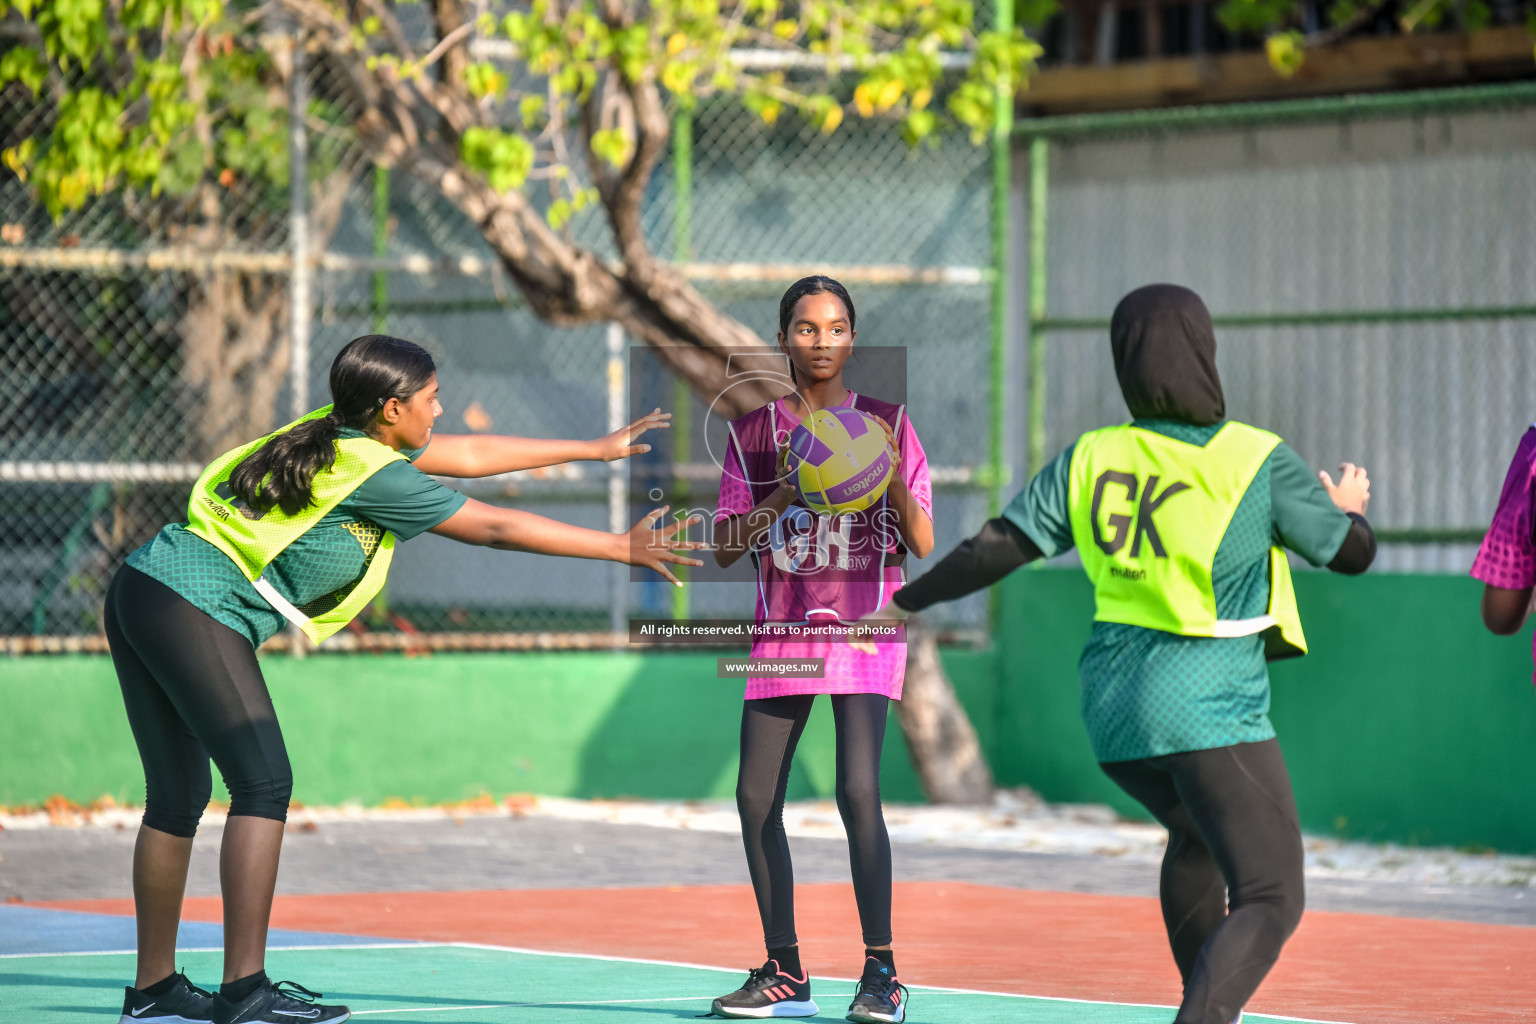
top-left (1101, 738), bottom-right (1305, 1024)
top-left (737, 693), bottom-right (893, 949)
top-left (104, 565), bottom-right (293, 838)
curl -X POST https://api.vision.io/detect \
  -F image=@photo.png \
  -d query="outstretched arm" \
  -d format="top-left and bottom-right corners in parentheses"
top-left (848, 518), bottom-right (1043, 651)
top-left (431, 499), bottom-right (705, 585)
top-left (413, 409), bottom-right (671, 478)
top-left (1316, 463), bottom-right (1377, 575)
top-left (892, 518), bottom-right (1042, 613)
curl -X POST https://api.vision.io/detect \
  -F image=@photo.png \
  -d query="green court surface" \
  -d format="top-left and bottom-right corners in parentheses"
top-left (1, 943), bottom-right (1341, 1024)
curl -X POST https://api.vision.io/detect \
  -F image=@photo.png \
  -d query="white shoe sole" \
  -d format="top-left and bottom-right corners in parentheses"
top-left (710, 999), bottom-right (819, 1018)
top-left (118, 1015), bottom-right (210, 1024)
top-left (846, 1005), bottom-right (904, 1024)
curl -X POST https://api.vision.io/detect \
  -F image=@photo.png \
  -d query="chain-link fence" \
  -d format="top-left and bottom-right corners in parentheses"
top-left (1018, 82), bottom-right (1536, 574)
top-left (1, 33), bottom-right (1001, 648)
top-left (7, 28), bottom-right (1530, 649)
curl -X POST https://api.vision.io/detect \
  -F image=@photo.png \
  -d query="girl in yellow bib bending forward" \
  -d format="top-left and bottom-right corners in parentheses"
top-left (108, 335), bottom-right (703, 1024)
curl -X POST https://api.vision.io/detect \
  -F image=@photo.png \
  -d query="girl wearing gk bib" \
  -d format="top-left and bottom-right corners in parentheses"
top-left (856, 285), bottom-right (1377, 1024)
top-left (107, 335), bottom-right (702, 1024)
top-left (710, 277), bottom-right (934, 1023)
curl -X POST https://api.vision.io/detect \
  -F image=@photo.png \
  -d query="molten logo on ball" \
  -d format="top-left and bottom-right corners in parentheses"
top-left (785, 408), bottom-right (896, 515)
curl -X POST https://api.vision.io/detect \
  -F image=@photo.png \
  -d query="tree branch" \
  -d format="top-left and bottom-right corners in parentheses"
top-left (427, 0), bottom-right (474, 94)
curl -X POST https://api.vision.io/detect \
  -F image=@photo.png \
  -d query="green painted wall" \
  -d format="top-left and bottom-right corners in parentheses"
top-left (0, 649), bottom-right (996, 810)
top-left (6, 573), bottom-right (1534, 854)
top-left (994, 569), bottom-right (1536, 853)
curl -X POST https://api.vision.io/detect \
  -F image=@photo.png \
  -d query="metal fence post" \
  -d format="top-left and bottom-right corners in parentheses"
top-left (368, 162), bottom-right (392, 629)
top-left (988, 0), bottom-right (1014, 522)
top-left (987, 0), bottom-right (1016, 634)
top-left (671, 109), bottom-right (694, 621)
top-left (1026, 134), bottom-right (1049, 479)
top-left (288, 29), bottom-right (311, 659)
top-left (372, 164), bottom-right (390, 333)
top-left (608, 322), bottom-right (627, 640)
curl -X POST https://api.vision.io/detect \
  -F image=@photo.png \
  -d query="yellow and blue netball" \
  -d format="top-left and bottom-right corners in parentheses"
top-left (785, 408), bottom-right (896, 515)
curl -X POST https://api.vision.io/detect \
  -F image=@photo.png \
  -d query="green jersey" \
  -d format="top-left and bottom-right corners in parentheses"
top-left (1003, 419), bottom-right (1352, 762)
top-left (125, 428), bottom-right (467, 647)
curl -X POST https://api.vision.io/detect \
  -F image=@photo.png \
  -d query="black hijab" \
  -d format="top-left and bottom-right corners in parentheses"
top-left (1109, 284), bottom-right (1225, 426)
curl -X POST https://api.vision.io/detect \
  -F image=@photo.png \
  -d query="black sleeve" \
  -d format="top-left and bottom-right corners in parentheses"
top-left (892, 517), bottom-right (1044, 612)
top-left (1326, 512), bottom-right (1376, 575)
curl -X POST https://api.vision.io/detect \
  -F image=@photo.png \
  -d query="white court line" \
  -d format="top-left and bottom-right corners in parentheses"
top-left (0, 942), bottom-right (424, 960)
top-left (1, 938), bottom-right (1357, 1024)
top-left (351, 996), bottom-right (714, 1015)
top-left (434, 941), bottom-right (1357, 1024)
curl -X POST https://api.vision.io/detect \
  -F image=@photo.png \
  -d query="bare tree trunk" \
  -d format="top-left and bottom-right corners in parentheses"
top-left (175, 173), bottom-right (354, 460)
top-left (271, 3), bottom-right (997, 798)
top-left (894, 614), bottom-right (994, 804)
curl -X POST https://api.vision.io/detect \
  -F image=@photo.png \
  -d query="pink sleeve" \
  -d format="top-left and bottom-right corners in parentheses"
top-left (1471, 429), bottom-right (1536, 590)
top-left (715, 434), bottom-right (755, 523)
top-left (898, 414), bottom-right (933, 519)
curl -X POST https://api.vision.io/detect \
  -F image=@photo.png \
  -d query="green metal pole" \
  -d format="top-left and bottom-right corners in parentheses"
top-left (673, 109), bottom-right (693, 266)
top-left (370, 163), bottom-right (391, 627)
top-left (671, 109), bottom-right (694, 621)
top-left (372, 163), bottom-right (389, 333)
top-left (985, 0), bottom-right (1015, 634)
top-left (1035, 303), bottom-right (1536, 330)
top-left (1012, 79), bottom-right (1536, 140)
top-left (1027, 135), bottom-right (1049, 478)
top-left (988, 0), bottom-right (1014, 521)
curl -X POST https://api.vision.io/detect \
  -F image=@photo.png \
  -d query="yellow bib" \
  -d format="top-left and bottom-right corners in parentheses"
top-left (1067, 422), bottom-right (1307, 659)
top-left (185, 406), bottom-right (407, 644)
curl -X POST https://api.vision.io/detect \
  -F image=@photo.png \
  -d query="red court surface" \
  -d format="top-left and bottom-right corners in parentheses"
top-left (45, 881), bottom-right (1536, 1024)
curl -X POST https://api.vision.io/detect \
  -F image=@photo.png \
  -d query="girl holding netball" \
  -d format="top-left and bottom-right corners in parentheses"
top-left (709, 276), bottom-right (933, 1023)
top-left (109, 335), bottom-right (701, 1024)
top-left (856, 284), bottom-right (1376, 1024)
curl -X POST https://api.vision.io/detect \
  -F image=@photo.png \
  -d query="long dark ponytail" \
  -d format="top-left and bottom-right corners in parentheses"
top-left (228, 335), bottom-right (437, 516)
top-left (777, 275), bottom-right (856, 385)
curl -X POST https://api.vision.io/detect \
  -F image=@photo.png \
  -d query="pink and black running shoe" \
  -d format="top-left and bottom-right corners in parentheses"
top-left (709, 960), bottom-right (818, 1019)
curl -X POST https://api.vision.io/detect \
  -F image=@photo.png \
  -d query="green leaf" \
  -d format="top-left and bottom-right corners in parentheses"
top-left (0, 47), bottom-right (47, 96)
top-left (1264, 30), bottom-right (1306, 76)
top-left (460, 127), bottom-right (535, 193)
top-left (547, 197), bottom-right (573, 229)
top-left (1217, 0), bottom-right (1296, 34)
top-left (519, 95), bottom-right (547, 127)
top-left (900, 108), bottom-right (937, 147)
top-left (590, 127), bottom-right (633, 169)
top-left (464, 61), bottom-right (508, 101)
top-left (2, 138), bottom-right (37, 181)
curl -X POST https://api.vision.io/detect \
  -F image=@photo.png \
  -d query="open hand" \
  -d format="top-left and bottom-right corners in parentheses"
top-left (627, 505), bottom-right (708, 586)
top-left (596, 408), bottom-right (671, 463)
top-left (846, 601), bottom-right (909, 655)
top-left (1319, 462), bottom-right (1370, 516)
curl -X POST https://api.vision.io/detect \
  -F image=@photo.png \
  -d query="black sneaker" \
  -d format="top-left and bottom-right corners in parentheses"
top-left (845, 957), bottom-right (907, 1024)
top-left (118, 973), bottom-right (215, 1024)
top-left (211, 979), bottom-right (350, 1024)
top-left (708, 959), bottom-right (818, 1018)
